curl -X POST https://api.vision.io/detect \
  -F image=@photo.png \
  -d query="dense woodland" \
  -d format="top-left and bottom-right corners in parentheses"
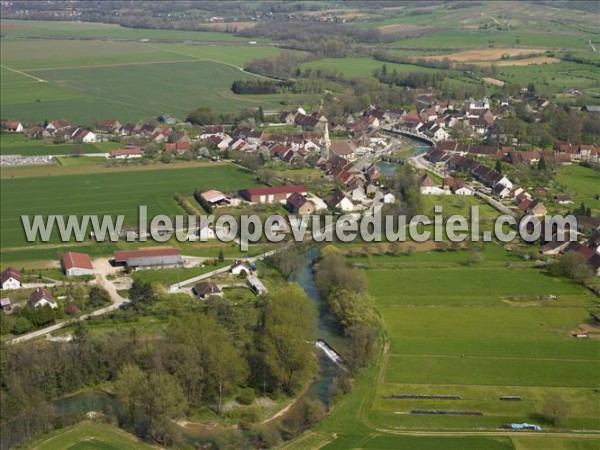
top-left (0, 283), bottom-right (318, 448)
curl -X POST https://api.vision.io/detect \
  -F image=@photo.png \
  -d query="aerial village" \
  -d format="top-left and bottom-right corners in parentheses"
top-left (2, 89), bottom-right (599, 330)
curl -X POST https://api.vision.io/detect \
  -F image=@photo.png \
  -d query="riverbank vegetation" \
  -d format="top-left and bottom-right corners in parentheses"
top-left (314, 250), bottom-right (381, 376)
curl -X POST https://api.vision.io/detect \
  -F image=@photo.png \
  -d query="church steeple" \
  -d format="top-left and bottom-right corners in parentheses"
top-left (321, 122), bottom-right (331, 160)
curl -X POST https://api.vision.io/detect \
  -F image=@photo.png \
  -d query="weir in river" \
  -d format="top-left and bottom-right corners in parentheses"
top-left (316, 339), bottom-right (346, 368)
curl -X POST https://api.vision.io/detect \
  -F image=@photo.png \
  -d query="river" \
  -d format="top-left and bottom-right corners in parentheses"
top-left (376, 135), bottom-right (432, 177)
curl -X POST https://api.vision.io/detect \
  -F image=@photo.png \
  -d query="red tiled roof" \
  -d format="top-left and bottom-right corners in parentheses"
top-left (109, 147), bottom-right (142, 157)
top-left (61, 252), bottom-right (93, 270)
top-left (28, 287), bottom-right (55, 306)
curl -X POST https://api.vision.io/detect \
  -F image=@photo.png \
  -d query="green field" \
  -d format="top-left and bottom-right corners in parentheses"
top-left (555, 165), bottom-right (600, 212)
top-left (289, 246), bottom-right (600, 450)
top-left (30, 421), bottom-right (156, 450)
top-left (0, 163), bottom-right (259, 249)
top-left (0, 34), bottom-right (304, 123)
top-left (302, 57), bottom-right (439, 79)
top-left (1, 19), bottom-right (247, 42)
top-left (496, 62), bottom-right (600, 97)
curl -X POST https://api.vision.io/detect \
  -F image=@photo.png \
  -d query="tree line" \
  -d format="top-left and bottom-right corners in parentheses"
top-left (231, 79), bottom-right (323, 95)
top-left (314, 250), bottom-right (380, 374)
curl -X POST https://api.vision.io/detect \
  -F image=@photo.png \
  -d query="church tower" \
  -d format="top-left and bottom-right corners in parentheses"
top-left (321, 122), bottom-right (331, 160)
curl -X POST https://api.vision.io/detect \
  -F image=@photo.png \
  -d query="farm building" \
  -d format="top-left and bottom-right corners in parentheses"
top-left (113, 248), bottom-right (183, 270)
top-left (28, 288), bottom-right (57, 309)
top-left (201, 190), bottom-right (230, 206)
top-left (2, 121), bottom-right (23, 133)
top-left (192, 281), bottom-right (222, 299)
top-left (108, 147), bottom-right (143, 159)
top-left (230, 260), bottom-right (251, 276)
top-left (1, 267), bottom-right (22, 290)
top-left (247, 276), bottom-right (268, 296)
top-left (239, 185), bottom-right (307, 203)
top-left (61, 252), bottom-right (94, 277)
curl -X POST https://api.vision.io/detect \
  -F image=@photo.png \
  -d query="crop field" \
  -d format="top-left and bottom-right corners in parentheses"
top-left (0, 34), bottom-right (303, 123)
top-left (0, 163), bottom-right (259, 249)
top-left (31, 421), bottom-right (156, 450)
top-left (301, 57), bottom-right (439, 79)
top-left (295, 246), bottom-right (600, 450)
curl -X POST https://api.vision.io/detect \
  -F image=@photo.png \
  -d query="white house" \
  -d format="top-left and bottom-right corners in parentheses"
top-left (231, 260), bottom-right (251, 276)
top-left (497, 176), bottom-right (513, 190)
top-left (1, 267), bottom-right (22, 290)
top-left (71, 127), bottom-right (98, 143)
top-left (382, 191), bottom-right (396, 204)
top-left (28, 288), bottom-right (57, 309)
top-left (326, 190), bottom-right (354, 212)
top-left (454, 185), bottom-right (475, 196)
top-left (493, 183), bottom-right (512, 198)
top-left (198, 224), bottom-right (216, 240)
top-left (216, 136), bottom-right (232, 151)
top-left (428, 124), bottom-right (449, 142)
top-left (303, 140), bottom-right (320, 152)
top-left (108, 147), bottom-right (143, 159)
top-left (350, 186), bottom-right (367, 202)
top-left (419, 174), bottom-right (447, 195)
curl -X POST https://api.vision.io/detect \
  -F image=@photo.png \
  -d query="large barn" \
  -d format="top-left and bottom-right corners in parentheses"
top-left (61, 252), bottom-right (94, 277)
top-left (113, 248), bottom-right (183, 270)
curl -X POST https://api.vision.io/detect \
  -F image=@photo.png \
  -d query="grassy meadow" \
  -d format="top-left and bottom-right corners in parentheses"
top-left (555, 164), bottom-right (600, 212)
top-left (30, 421), bottom-right (157, 450)
top-left (287, 245), bottom-right (600, 450)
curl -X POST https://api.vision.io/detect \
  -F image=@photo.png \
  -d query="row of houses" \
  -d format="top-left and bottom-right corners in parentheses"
top-left (385, 96), bottom-right (498, 143)
top-left (424, 148), bottom-right (555, 217)
top-left (201, 125), bottom-right (328, 165)
top-left (418, 174), bottom-right (475, 196)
